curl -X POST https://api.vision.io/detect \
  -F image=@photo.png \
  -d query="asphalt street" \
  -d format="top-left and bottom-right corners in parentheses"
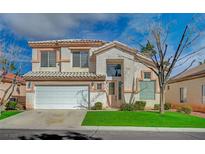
top-left (1, 129), bottom-right (205, 140)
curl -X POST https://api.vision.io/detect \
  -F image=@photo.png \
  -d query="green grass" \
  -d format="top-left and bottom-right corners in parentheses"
top-left (82, 111), bottom-right (205, 128)
top-left (0, 111), bottom-right (22, 120)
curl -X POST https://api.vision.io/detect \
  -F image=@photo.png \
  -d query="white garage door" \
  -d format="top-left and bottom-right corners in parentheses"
top-left (35, 85), bottom-right (89, 109)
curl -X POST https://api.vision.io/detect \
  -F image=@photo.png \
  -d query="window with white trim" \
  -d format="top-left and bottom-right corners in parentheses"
top-left (144, 72), bottom-right (151, 80)
top-left (202, 84), bottom-right (205, 103)
top-left (40, 51), bottom-right (56, 67)
top-left (180, 87), bottom-right (187, 103)
top-left (97, 83), bottom-right (102, 90)
top-left (72, 52), bottom-right (89, 68)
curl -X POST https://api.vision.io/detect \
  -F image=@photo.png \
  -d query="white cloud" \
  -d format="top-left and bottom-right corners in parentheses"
top-left (0, 14), bottom-right (118, 40)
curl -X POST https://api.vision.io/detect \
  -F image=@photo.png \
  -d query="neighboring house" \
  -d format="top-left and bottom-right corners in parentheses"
top-left (166, 63), bottom-right (205, 104)
top-left (23, 39), bottom-right (160, 109)
top-left (0, 73), bottom-right (26, 104)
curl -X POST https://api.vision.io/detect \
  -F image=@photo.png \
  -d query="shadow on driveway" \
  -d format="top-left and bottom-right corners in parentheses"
top-left (18, 131), bottom-right (102, 140)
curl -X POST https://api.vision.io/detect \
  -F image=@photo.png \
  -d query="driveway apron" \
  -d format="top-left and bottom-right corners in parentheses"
top-left (0, 110), bottom-right (87, 130)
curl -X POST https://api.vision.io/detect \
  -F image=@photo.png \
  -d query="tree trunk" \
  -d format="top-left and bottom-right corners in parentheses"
top-left (159, 86), bottom-right (165, 114)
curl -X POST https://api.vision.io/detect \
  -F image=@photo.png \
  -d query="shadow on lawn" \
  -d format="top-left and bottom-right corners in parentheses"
top-left (18, 131), bottom-right (102, 140)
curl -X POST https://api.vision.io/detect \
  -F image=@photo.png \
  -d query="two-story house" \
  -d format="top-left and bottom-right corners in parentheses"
top-left (23, 39), bottom-right (160, 109)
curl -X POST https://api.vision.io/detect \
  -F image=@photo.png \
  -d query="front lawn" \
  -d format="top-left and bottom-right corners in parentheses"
top-left (0, 111), bottom-right (22, 120)
top-left (82, 111), bottom-right (205, 128)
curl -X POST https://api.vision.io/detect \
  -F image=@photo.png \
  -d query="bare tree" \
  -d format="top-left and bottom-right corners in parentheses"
top-left (0, 42), bottom-right (24, 115)
top-left (136, 18), bottom-right (205, 114)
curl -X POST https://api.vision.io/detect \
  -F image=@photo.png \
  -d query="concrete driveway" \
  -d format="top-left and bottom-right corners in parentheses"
top-left (0, 110), bottom-right (87, 130)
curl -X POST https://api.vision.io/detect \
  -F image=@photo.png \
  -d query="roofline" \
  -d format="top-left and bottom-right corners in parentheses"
top-left (24, 77), bottom-right (106, 81)
top-left (168, 72), bottom-right (205, 84)
top-left (93, 41), bottom-right (156, 68)
top-left (28, 39), bottom-right (107, 48)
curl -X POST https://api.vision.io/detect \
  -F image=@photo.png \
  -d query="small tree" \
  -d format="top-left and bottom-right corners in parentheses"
top-left (137, 23), bottom-right (205, 114)
top-left (0, 42), bottom-right (23, 115)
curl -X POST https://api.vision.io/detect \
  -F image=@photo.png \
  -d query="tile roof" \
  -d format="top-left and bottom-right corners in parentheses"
top-left (169, 63), bottom-right (205, 83)
top-left (28, 39), bottom-right (107, 44)
top-left (1, 73), bottom-right (25, 84)
top-left (23, 71), bottom-right (106, 81)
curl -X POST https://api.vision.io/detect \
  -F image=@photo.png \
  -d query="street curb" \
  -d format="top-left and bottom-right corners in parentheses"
top-left (79, 126), bottom-right (205, 132)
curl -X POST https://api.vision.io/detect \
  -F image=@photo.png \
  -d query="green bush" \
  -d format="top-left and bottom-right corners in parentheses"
top-left (5, 101), bottom-right (17, 110)
top-left (177, 105), bottom-right (192, 114)
top-left (154, 104), bottom-right (160, 110)
top-left (153, 103), bottom-right (171, 110)
top-left (91, 102), bottom-right (103, 110)
top-left (165, 103), bottom-right (171, 110)
top-left (120, 103), bottom-right (134, 111)
top-left (133, 101), bottom-right (146, 110)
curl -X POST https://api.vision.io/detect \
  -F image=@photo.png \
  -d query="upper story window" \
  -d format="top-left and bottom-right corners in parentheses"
top-left (144, 72), bottom-right (151, 80)
top-left (107, 64), bottom-right (121, 77)
top-left (72, 52), bottom-right (89, 68)
top-left (40, 51), bottom-right (56, 67)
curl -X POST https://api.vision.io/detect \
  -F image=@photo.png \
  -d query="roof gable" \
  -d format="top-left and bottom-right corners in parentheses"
top-left (92, 41), bottom-right (137, 55)
top-left (92, 41), bottom-right (155, 67)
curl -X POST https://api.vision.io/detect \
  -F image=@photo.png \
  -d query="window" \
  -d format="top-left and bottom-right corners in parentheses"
top-left (107, 64), bottom-right (121, 77)
top-left (41, 51), bottom-right (56, 67)
top-left (118, 81), bottom-right (123, 100)
top-left (180, 87), bottom-right (187, 103)
top-left (144, 72), bottom-right (151, 80)
top-left (72, 52), bottom-right (89, 68)
top-left (27, 82), bottom-right (32, 89)
top-left (167, 85), bottom-right (170, 90)
top-left (109, 82), bottom-right (115, 95)
top-left (139, 81), bottom-right (155, 100)
top-left (202, 85), bottom-right (205, 103)
top-left (97, 83), bottom-right (102, 90)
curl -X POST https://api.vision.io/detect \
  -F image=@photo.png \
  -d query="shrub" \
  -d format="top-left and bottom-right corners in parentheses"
top-left (120, 103), bottom-right (134, 111)
top-left (5, 101), bottom-right (17, 110)
top-left (164, 103), bottom-right (171, 110)
top-left (177, 105), bottom-right (192, 114)
top-left (154, 104), bottom-right (160, 110)
top-left (91, 102), bottom-right (103, 110)
top-left (133, 101), bottom-right (146, 110)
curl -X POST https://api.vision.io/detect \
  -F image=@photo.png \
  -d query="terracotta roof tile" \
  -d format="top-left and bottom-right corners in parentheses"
top-left (23, 71), bottom-right (105, 81)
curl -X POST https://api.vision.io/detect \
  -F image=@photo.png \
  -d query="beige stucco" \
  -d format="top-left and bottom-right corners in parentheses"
top-left (27, 43), bottom-right (160, 109)
top-left (95, 47), bottom-right (160, 107)
top-left (26, 81), bottom-right (107, 109)
top-left (165, 77), bottom-right (205, 104)
top-left (0, 82), bottom-right (26, 102)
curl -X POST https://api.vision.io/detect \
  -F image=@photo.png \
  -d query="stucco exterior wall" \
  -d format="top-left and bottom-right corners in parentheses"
top-left (0, 82), bottom-right (26, 102)
top-left (95, 47), bottom-right (160, 106)
top-left (165, 77), bottom-right (205, 104)
top-left (25, 81), bottom-right (108, 109)
top-left (28, 46), bottom-right (160, 109)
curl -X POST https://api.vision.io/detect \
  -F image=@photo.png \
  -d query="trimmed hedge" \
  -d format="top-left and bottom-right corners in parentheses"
top-left (154, 104), bottom-right (160, 110)
top-left (5, 101), bottom-right (17, 110)
top-left (133, 101), bottom-right (146, 110)
top-left (120, 103), bottom-right (134, 111)
top-left (177, 105), bottom-right (192, 114)
top-left (165, 103), bottom-right (171, 110)
top-left (154, 103), bottom-right (171, 110)
top-left (91, 102), bottom-right (103, 110)
top-left (120, 101), bottom-right (146, 111)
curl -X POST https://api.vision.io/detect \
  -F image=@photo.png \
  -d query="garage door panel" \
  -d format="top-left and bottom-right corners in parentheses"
top-left (35, 85), bottom-right (89, 109)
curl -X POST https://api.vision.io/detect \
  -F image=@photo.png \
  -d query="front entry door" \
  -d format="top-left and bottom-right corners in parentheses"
top-left (108, 80), bottom-right (123, 107)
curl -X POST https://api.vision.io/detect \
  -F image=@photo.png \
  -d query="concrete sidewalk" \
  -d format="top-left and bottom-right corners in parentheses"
top-left (79, 126), bottom-right (205, 132)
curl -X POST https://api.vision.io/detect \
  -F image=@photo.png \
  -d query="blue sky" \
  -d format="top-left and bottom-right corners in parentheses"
top-left (0, 13), bottom-right (205, 75)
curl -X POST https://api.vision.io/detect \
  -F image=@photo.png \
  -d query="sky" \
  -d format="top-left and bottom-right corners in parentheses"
top-left (0, 13), bottom-right (205, 75)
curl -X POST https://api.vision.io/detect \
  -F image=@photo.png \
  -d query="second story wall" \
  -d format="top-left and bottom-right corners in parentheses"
top-left (32, 47), bottom-right (94, 72)
top-left (32, 48), bottom-right (60, 72)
